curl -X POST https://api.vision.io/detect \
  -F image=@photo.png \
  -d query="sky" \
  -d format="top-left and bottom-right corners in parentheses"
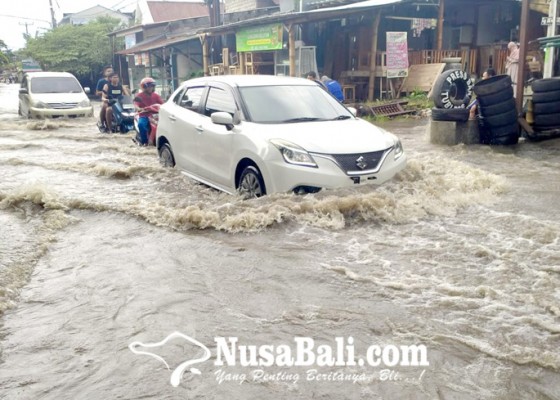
top-left (0, 0), bottom-right (137, 50)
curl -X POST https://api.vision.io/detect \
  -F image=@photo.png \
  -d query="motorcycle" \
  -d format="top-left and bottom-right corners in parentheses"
top-left (98, 95), bottom-right (135, 134)
top-left (133, 103), bottom-right (160, 146)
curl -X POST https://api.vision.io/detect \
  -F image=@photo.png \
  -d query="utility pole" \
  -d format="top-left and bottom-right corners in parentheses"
top-left (49, 0), bottom-right (57, 28)
top-left (19, 21), bottom-right (34, 35)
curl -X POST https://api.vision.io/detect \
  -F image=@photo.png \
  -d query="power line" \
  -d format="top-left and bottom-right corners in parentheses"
top-left (0, 14), bottom-right (52, 24)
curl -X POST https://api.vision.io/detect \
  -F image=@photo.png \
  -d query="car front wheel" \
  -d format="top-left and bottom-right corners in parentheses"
top-left (238, 165), bottom-right (266, 198)
top-left (158, 143), bottom-right (175, 167)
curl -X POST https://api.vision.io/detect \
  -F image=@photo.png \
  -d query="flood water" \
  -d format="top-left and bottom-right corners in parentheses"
top-left (0, 82), bottom-right (559, 400)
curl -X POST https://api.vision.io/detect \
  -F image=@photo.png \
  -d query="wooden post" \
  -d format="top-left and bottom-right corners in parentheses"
top-left (200, 34), bottom-right (210, 76)
top-left (368, 10), bottom-right (382, 101)
top-left (288, 24), bottom-right (296, 77)
top-left (516, 0), bottom-right (530, 111)
top-left (437, 0), bottom-right (445, 50)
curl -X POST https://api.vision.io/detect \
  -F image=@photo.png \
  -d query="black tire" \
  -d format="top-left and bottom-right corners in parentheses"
top-left (532, 100), bottom-right (560, 114)
top-left (431, 107), bottom-right (469, 122)
top-left (490, 133), bottom-right (519, 145)
top-left (533, 113), bottom-right (560, 127)
top-left (479, 121), bottom-right (519, 145)
top-left (479, 119), bottom-right (518, 133)
top-left (532, 90), bottom-right (560, 104)
top-left (532, 124), bottom-right (560, 132)
top-left (473, 74), bottom-right (512, 96)
top-left (158, 143), bottom-right (175, 167)
top-left (483, 109), bottom-right (518, 128)
top-left (479, 98), bottom-right (516, 117)
top-left (477, 86), bottom-right (514, 107)
top-left (432, 69), bottom-right (474, 109)
top-left (238, 165), bottom-right (266, 198)
top-left (531, 78), bottom-right (560, 93)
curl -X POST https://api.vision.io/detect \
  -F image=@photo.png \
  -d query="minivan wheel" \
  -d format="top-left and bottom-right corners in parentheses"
top-left (238, 166), bottom-right (266, 198)
top-left (158, 143), bottom-right (175, 167)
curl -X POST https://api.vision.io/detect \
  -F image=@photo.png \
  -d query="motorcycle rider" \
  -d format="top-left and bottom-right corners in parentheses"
top-left (133, 77), bottom-right (163, 145)
top-left (102, 72), bottom-right (130, 133)
top-left (96, 65), bottom-right (113, 131)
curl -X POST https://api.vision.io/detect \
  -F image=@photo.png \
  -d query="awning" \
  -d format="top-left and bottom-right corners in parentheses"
top-left (200, 0), bottom-right (404, 35)
top-left (116, 31), bottom-right (199, 55)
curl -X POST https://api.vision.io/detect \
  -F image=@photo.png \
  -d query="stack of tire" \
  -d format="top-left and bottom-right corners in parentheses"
top-left (431, 69), bottom-right (474, 123)
top-left (531, 78), bottom-right (560, 132)
top-left (473, 74), bottom-right (519, 145)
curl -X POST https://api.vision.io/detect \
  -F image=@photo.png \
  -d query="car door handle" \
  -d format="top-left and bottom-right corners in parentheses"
top-left (168, 115), bottom-right (176, 121)
top-left (196, 125), bottom-right (203, 133)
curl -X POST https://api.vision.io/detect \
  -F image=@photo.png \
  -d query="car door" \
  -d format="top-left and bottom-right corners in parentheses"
top-left (161, 85), bottom-right (207, 175)
top-left (195, 84), bottom-right (239, 189)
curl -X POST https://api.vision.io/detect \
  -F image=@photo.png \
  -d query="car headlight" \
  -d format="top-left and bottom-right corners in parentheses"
top-left (394, 138), bottom-right (404, 160)
top-left (270, 139), bottom-right (317, 168)
top-left (78, 99), bottom-right (91, 107)
top-left (33, 100), bottom-right (48, 109)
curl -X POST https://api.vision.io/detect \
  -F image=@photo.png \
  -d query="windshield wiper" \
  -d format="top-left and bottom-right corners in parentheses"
top-left (332, 115), bottom-right (351, 120)
top-left (282, 117), bottom-right (321, 123)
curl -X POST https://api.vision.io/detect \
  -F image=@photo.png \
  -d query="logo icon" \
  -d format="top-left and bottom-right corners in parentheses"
top-left (355, 156), bottom-right (368, 170)
top-left (129, 332), bottom-right (211, 387)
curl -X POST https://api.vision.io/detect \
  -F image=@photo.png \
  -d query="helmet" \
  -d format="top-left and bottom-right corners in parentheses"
top-left (140, 77), bottom-right (156, 90)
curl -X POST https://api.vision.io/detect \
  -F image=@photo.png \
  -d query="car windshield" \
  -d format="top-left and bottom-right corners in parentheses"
top-left (238, 85), bottom-right (352, 123)
top-left (30, 77), bottom-right (83, 94)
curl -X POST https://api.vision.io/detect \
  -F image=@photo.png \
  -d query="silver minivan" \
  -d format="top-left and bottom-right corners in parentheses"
top-left (18, 72), bottom-right (94, 119)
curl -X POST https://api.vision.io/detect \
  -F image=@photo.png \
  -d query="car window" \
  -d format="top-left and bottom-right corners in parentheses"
top-left (178, 87), bottom-right (204, 112)
top-left (172, 88), bottom-right (185, 105)
top-left (204, 87), bottom-right (237, 117)
top-left (239, 85), bottom-right (350, 123)
top-left (30, 77), bottom-right (83, 94)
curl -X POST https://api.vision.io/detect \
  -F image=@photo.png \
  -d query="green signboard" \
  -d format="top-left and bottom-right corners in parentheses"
top-left (236, 24), bottom-right (283, 52)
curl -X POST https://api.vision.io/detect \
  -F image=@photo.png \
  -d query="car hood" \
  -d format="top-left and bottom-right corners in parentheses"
top-left (28, 93), bottom-right (89, 103)
top-left (246, 118), bottom-right (396, 153)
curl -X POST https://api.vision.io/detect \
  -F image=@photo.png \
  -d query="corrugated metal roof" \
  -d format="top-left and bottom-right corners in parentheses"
top-left (147, 1), bottom-right (209, 22)
top-left (201, 0), bottom-right (403, 35)
top-left (116, 31), bottom-right (200, 54)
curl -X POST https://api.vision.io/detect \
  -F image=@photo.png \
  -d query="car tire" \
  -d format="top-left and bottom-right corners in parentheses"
top-left (158, 143), bottom-right (175, 167)
top-left (477, 86), bottom-right (514, 107)
top-left (473, 74), bottom-right (512, 96)
top-left (238, 165), bottom-right (266, 198)
top-left (479, 98), bottom-right (516, 117)
top-left (431, 107), bottom-right (470, 122)
top-left (531, 90), bottom-right (560, 104)
top-left (479, 119), bottom-right (518, 134)
top-left (532, 100), bottom-right (560, 114)
top-left (432, 69), bottom-right (473, 109)
top-left (533, 113), bottom-right (560, 127)
top-left (531, 77), bottom-right (560, 93)
top-left (483, 109), bottom-right (518, 128)
top-left (532, 124), bottom-right (560, 132)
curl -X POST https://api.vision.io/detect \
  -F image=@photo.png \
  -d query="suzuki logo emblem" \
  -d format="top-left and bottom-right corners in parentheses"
top-left (356, 156), bottom-right (367, 170)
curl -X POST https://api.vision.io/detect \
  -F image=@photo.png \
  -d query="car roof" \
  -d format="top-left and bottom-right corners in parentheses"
top-left (183, 74), bottom-right (316, 88)
top-left (25, 72), bottom-right (77, 79)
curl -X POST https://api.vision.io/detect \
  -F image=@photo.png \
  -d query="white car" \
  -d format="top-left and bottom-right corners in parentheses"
top-left (156, 75), bottom-right (406, 197)
top-left (18, 71), bottom-right (94, 118)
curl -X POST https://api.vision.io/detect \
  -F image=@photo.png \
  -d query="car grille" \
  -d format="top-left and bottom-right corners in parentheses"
top-left (48, 102), bottom-right (78, 109)
top-left (330, 150), bottom-right (388, 173)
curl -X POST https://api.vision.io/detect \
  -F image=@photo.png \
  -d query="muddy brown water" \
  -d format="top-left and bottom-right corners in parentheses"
top-left (0, 83), bottom-right (559, 399)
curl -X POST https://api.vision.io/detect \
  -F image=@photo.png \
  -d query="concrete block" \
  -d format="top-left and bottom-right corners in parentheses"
top-left (429, 119), bottom-right (480, 145)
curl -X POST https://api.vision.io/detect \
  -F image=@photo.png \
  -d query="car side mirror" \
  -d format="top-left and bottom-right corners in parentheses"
top-left (83, 87), bottom-right (91, 94)
top-left (19, 88), bottom-right (28, 94)
top-left (211, 111), bottom-right (235, 130)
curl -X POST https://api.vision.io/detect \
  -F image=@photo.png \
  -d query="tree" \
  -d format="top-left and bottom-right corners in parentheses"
top-left (23, 17), bottom-right (123, 82)
top-left (0, 40), bottom-right (10, 66)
